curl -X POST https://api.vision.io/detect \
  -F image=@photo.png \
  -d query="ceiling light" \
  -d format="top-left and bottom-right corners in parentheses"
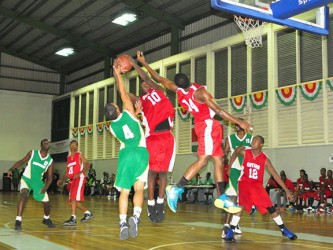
top-left (55, 47), bottom-right (75, 57)
top-left (112, 13), bottom-right (137, 26)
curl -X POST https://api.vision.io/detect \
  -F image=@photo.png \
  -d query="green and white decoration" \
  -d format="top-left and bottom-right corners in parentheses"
top-left (249, 91), bottom-right (268, 109)
top-left (230, 95), bottom-right (247, 112)
top-left (276, 86), bottom-right (297, 106)
top-left (299, 81), bottom-right (322, 101)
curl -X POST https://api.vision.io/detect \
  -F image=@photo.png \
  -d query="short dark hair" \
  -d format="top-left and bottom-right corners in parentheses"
top-left (40, 139), bottom-right (49, 145)
top-left (70, 139), bottom-right (78, 145)
top-left (256, 135), bottom-right (265, 144)
top-left (105, 103), bottom-right (118, 120)
top-left (174, 73), bottom-right (190, 89)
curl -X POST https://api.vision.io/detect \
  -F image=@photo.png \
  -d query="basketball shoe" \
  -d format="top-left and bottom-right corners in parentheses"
top-left (15, 220), bottom-right (22, 230)
top-left (224, 227), bottom-right (236, 242)
top-left (128, 216), bottom-right (140, 238)
top-left (249, 206), bottom-right (257, 215)
top-left (81, 213), bottom-right (94, 223)
top-left (147, 205), bottom-right (157, 223)
top-left (119, 222), bottom-right (129, 240)
top-left (156, 203), bottom-right (165, 222)
top-left (42, 218), bottom-right (56, 228)
top-left (281, 227), bottom-right (297, 240)
top-left (234, 224), bottom-right (242, 234)
top-left (214, 194), bottom-right (242, 214)
top-left (64, 216), bottom-right (77, 226)
top-left (221, 224), bottom-right (229, 239)
top-left (165, 185), bottom-right (184, 213)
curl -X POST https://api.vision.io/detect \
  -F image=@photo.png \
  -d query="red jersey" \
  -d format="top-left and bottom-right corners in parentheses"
top-left (296, 177), bottom-right (304, 190)
top-left (240, 149), bottom-right (268, 184)
top-left (285, 178), bottom-right (295, 192)
top-left (325, 178), bottom-right (333, 191)
top-left (140, 88), bottom-right (175, 137)
top-left (177, 83), bottom-right (215, 123)
top-left (66, 152), bottom-right (83, 179)
top-left (319, 176), bottom-right (326, 190)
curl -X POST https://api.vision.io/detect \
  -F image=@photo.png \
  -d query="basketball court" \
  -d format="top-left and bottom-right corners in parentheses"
top-left (0, 192), bottom-right (332, 250)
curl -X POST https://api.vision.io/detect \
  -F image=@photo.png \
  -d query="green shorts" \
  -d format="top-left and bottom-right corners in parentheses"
top-left (20, 176), bottom-right (48, 202)
top-left (115, 147), bottom-right (149, 190)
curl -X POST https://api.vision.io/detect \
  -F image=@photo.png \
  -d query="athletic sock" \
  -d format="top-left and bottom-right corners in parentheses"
top-left (148, 199), bottom-right (155, 206)
top-left (133, 207), bottom-right (142, 219)
top-left (156, 197), bottom-right (164, 204)
top-left (16, 216), bottom-right (22, 221)
top-left (178, 176), bottom-right (189, 187)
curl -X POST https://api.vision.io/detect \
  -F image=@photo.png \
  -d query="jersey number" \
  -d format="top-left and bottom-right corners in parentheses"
top-left (182, 99), bottom-right (199, 112)
top-left (122, 125), bottom-right (134, 139)
top-left (147, 92), bottom-right (161, 105)
top-left (249, 168), bottom-right (258, 179)
top-left (68, 167), bottom-right (73, 175)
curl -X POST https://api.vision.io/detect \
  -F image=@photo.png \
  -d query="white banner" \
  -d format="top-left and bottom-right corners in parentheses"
top-left (50, 138), bottom-right (72, 154)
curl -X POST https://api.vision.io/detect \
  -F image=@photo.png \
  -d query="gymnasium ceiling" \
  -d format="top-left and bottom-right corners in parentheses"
top-left (0, 0), bottom-right (231, 74)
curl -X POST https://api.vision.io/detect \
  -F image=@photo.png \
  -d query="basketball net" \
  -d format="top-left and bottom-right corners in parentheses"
top-left (234, 15), bottom-right (266, 48)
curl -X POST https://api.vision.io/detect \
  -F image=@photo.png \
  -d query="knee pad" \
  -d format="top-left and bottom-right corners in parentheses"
top-left (267, 206), bottom-right (276, 214)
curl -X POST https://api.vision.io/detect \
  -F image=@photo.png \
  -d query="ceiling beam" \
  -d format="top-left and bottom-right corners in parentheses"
top-left (0, 45), bottom-right (61, 71)
top-left (121, 0), bottom-right (185, 30)
top-left (0, 6), bottom-right (112, 56)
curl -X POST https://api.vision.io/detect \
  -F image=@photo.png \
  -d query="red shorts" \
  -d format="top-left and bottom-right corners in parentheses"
top-left (300, 191), bottom-right (319, 201)
top-left (324, 190), bottom-right (333, 199)
top-left (146, 131), bottom-right (175, 172)
top-left (238, 181), bottom-right (273, 214)
top-left (69, 175), bottom-right (86, 201)
top-left (194, 119), bottom-right (223, 156)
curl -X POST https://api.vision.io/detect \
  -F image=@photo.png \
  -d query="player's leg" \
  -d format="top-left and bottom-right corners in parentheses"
top-left (15, 187), bottom-right (29, 230)
top-left (166, 154), bottom-right (209, 212)
top-left (129, 180), bottom-right (145, 238)
top-left (270, 208), bottom-right (297, 240)
top-left (156, 171), bottom-right (167, 222)
top-left (147, 169), bottom-right (158, 223)
top-left (42, 200), bottom-right (56, 228)
top-left (119, 188), bottom-right (130, 240)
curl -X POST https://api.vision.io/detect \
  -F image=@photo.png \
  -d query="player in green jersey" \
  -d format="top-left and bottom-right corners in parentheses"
top-left (8, 139), bottom-right (55, 230)
top-left (105, 57), bottom-right (149, 240)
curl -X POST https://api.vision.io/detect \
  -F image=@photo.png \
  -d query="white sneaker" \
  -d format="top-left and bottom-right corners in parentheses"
top-left (234, 224), bottom-right (242, 234)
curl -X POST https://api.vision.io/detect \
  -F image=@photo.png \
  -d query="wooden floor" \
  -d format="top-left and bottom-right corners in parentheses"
top-left (0, 191), bottom-right (332, 250)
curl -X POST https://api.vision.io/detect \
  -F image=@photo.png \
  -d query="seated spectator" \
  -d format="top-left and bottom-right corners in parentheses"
top-left (301, 174), bottom-right (319, 212)
top-left (273, 173), bottom-right (295, 210)
top-left (186, 174), bottom-right (203, 203)
top-left (325, 170), bottom-right (333, 214)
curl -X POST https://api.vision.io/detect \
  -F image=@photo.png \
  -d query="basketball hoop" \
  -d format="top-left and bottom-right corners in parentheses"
top-left (234, 15), bottom-right (266, 48)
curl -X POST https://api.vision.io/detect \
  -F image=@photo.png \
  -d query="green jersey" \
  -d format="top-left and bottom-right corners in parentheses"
top-left (21, 150), bottom-right (53, 201)
top-left (109, 110), bottom-right (149, 190)
top-left (110, 110), bottom-right (146, 149)
top-left (22, 150), bottom-right (53, 181)
top-left (228, 133), bottom-right (253, 170)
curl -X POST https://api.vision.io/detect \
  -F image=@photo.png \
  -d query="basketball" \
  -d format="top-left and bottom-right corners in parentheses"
top-left (116, 54), bottom-right (132, 73)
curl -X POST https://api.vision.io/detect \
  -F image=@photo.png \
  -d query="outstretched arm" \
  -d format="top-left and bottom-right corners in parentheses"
top-left (266, 159), bottom-right (292, 200)
top-left (195, 88), bottom-right (252, 131)
top-left (113, 59), bottom-right (136, 117)
top-left (8, 151), bottom-right (32, 177)
top-left (128, 53), bottom-right (164, 91)
top-left (137, 51), bottom-right (178, 93)
top-left (41, 162), bottom-right (54, 193)
top-left (229, 146), bottom-right (245, 168)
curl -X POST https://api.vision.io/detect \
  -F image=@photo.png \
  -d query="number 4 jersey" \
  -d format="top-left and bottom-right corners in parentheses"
top-left (240, 149), bottom-right (268, 184)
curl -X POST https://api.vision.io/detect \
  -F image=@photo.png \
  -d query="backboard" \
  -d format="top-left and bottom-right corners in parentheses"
top-left (211, 0), bottom-right (330, 35)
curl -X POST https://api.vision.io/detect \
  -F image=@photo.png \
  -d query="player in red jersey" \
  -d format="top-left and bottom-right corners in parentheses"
top-left (325, 170), bottom-right (333, 214)
top-left (128, 53), bottom-right (175, 223)
top-left (58, 140), bottom-right (94, 225)
top-left (223, 135), bottom-right (297, 241)
top-left (317, 168), bottom-right (328, 212)
top-left (137, 51), bottom-right (251, 214)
